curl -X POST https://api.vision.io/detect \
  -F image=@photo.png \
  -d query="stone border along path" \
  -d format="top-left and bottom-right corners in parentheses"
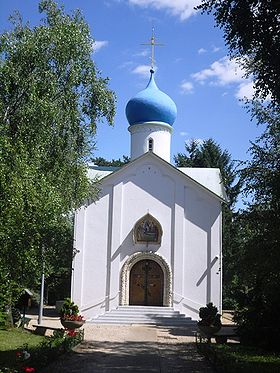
top-left (41, 324), bottom-right (214, 372)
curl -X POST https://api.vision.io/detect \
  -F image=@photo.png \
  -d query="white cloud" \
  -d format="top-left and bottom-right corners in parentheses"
top-left (198, 48), bottom-right (207, 54)
top-left (131, 64), bottom-right (153, 77)
top-left (118, 61), bottom-right (134, 69)
top-left (192, 57), bottom-right (245, 86)
top-left (179, 131), bottom-right (188, 136)
top-left (235, 81), bottom-right (255, 100)
top-left (128, 0), bottom-right (201, 21)
top-left (212, 46), bottom-right (221, 53)
top-left (92, 40), bottom-right (108, 52)
top-left (180, 81), bottom-right (194, 94)
top-left (135, 49), bottom-right (149, 57)
top-left (191, 56), bottom-right (257, 102)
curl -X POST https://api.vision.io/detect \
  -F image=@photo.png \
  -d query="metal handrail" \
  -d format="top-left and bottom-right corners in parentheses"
top-left (80, 291), bottom-right (120, 312)
top-left (172, 292), bottom-right (204, 308)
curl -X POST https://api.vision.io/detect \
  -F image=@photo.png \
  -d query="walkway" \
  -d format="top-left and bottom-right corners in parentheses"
top-left (42, 324), bottom-right (214, 372)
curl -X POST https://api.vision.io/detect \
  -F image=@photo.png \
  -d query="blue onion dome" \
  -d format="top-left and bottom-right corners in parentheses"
top-left (126, 70), bottom-right (177, 126)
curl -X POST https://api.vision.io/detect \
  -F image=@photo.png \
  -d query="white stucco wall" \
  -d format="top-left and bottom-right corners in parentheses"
top-left (128, 122), bottom-right (172, 162)
top-left (72, 154), bottom-right (223, 320)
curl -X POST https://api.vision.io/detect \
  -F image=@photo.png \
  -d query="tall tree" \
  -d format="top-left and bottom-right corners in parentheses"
top-left (175, 139), bottom-right (241, 307)
top-left (198, 0), bottom-right (280, 349)
top-left (175, 138), bottom-right (239, 206)
top-left (198, 0), bottom-right (280, 106)
top-left (0, 0), bottom-right (116, 306)
top-left (233, 105), bottom-right (280, 349)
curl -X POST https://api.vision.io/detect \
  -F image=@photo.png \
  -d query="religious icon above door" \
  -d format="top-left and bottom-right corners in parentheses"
top-left (133, 213), bottom-right (162, 244)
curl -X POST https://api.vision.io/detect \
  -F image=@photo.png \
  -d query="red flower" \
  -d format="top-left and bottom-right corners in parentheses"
top-left (23, 367), bottom-right (36, 373)
top-left (67, 329), bottom-right (78, 337)
top-left (62, 314), bottom-right (84, 321)
top-left (16, 351), bottom-right (22, 357)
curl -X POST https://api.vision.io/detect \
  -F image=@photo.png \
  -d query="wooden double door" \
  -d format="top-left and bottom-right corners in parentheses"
top-left (129, 260), bottom-right (163, 306)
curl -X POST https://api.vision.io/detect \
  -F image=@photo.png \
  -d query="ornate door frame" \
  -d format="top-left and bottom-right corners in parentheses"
top-left (120, 252), bottom-right (172, 307)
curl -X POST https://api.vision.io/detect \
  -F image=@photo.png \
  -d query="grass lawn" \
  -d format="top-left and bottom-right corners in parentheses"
top-left (0, 327), bottom-right (84, 372)
top-left (0, 328), bottom-right (45, 369)
top-left (199, 343), bottom-right (280, 373)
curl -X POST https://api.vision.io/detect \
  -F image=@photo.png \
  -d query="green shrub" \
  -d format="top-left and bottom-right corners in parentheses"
top-left (60, 298), bottom-right (79, 318)
top-left (198, 302), bottom-right (221, 327)
top-left (27, 329), bottom-right (84, 370)
top-left (234, 294), bottom-right (280, 351)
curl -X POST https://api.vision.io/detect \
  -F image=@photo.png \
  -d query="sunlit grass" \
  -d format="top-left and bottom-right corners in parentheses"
top-left (0, 328), bottom-right (45, 369)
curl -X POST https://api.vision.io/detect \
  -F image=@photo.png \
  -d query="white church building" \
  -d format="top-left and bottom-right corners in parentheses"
top-left (71, 68), bottom-right (226, 322)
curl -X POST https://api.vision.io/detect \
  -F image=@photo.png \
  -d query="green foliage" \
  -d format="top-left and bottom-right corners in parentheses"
top-left (198, 0), bottom-right (280, 106)
top-left (174, 138), bottom-right (240, 206)
top-left (198, 302), bottom-right (221, 327)
top-left (232, 106), bottom-right (280, 350)
top-left (0, 0), bottom-right (116, 308)
top-left (91, 155), bottom-right (130, 167)
top-left (198, 1), bottom-right (280, 350)
top-left (59, 298), bottom-right (79, 318)
top-left (43, 221), bottom-right (74, 303)
top-left (0, 272), bottom-right (22, 329)
top-left (0, 329), bottom-right (45, 369)
top-left (27, 329), bottom-right (83, 370)
top-left (198, 343), bottom-right (280, 373)
top-left (0, 327), bottom-right (83, 371)
top-left (11, 309), bottom-right (21, 326)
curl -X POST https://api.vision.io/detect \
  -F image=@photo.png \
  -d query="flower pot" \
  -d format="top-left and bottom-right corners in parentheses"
top-left (60, 319), bottom-right (85, 329)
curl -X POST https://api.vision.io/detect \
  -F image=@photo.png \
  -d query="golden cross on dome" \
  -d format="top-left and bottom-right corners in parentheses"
top-left (141, 28), bottom-right (164, 71)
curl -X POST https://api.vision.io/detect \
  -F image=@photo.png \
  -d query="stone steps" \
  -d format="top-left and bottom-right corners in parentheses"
top-left (89, 306), bottom-right (197, 326)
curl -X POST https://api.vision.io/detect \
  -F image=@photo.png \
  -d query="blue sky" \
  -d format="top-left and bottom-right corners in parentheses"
top-left (0, 0), bottom-right (262, 165)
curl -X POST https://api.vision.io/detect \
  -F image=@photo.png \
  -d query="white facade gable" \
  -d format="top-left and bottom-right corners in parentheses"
top-left (72, 152), bottom-right (223, 320)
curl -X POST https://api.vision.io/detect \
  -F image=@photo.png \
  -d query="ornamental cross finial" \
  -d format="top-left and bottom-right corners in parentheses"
top-left (141, 28), bottom-right (164, 71)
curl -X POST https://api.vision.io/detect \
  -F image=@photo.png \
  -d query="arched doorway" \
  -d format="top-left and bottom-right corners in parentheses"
top-left (129, 260), bottom-right (163, 306)
top-left (120, 252), bottom-right (172, 307)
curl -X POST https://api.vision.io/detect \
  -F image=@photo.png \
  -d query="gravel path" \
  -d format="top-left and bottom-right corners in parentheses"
top-left (41, 324), bottom-right (214, 372)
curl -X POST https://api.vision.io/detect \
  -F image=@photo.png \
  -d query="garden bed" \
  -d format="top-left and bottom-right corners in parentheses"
top-left (0, 327), bottom-right (83, 372)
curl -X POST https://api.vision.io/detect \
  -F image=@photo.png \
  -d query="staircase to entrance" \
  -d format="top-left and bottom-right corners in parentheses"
top-left (89, 306), bottom-right (197, 326)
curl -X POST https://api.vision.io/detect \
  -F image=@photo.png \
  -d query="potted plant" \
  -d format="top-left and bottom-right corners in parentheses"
top-left (60, 298), bottom-right (85, 329)
top-left (197, 302), bottom-right (221, 341)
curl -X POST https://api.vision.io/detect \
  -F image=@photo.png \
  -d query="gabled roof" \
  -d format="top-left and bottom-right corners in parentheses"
top-left (88, 163), bottom-right (120, 180)
top-left (88, 152), bottom-right (228, 202)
